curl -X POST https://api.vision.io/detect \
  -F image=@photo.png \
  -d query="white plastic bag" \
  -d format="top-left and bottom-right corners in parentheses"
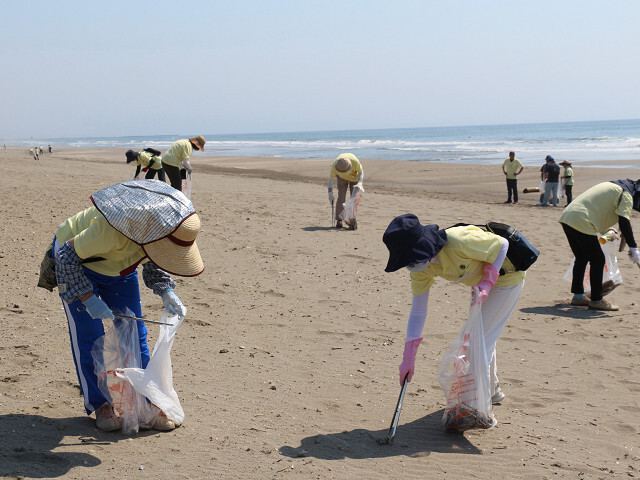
top-left (182, 171), bottom-right (192, 199)
top-left (338, 185), bottom-right (364, 224)
top-left (562, 235), bottom-right (623, 293)
top-left (93, 309), bottom-right (184, 434)
top-left (437, 290), bottom-right (495, 431)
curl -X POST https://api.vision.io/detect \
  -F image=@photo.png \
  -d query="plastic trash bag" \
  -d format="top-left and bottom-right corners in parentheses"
top-left (437, 290), bottom-right (495, 431)
top-left (562, 234), bottom-right (623, 294)
top-left (182, 171), bottom-right (192, 199)
top-left (92, 309), bottom-right (185, 434)
top-left (339, 184), bottom-right (364, 225)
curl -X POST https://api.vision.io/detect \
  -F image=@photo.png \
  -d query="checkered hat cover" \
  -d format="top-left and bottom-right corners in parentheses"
top-left (91, 180), bottom-right (195, 244)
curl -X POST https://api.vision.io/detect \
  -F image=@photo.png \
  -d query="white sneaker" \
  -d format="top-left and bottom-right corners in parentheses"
top-left (491, 387), bottom-right (506, 404)
top-left (95, 403), bottom-right (122, 432)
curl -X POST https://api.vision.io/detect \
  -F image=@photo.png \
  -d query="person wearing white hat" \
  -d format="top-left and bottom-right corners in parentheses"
top-left (161, 136), bottom-right (206, 192)
top-left (327, 153), bottom-right (364, 229)
top-left (50, 180), bottom-right (204, 431)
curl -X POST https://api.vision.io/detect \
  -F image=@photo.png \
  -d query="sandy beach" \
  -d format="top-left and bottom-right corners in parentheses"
top-left (1, 147), bottom-right (639, 479)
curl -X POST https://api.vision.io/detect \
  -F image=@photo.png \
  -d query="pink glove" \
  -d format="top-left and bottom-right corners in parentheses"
top-left (399, 337), bottom-right (423, 385)
top-left (471, 264), bottom-right (500, 305)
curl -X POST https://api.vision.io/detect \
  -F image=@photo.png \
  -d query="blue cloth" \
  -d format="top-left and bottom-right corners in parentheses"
top-left (61, 268), bottom-right (149, 415)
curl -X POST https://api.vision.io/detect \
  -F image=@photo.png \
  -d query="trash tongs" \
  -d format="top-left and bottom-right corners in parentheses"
top-left (114, 313), bottom-right (174, 326)
top-left (379, 375), bottom-right (409, 445)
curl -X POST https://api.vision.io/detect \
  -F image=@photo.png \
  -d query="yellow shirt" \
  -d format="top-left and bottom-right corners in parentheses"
top-left (55, 207), bottom-right (146, 277)
top-left (502, 157), bottom-right (523, 179)
top-left (330, 154), bottom-right (363, 182)
top-left (137, 151), bottom-right (163, 170)
top-left (410, 225), bottom-right (525, 296)
top-left (161, 139), bottom-right (193, 168)
top-left (559, 182), bottom-right (632, 235)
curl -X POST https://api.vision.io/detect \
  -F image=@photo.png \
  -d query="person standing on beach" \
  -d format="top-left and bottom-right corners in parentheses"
top-left (45, 180), bottom-right (204, 431)
top-left (538, 156), bottom-right (560, 206)
top-left (560, 161), bottom-right (574, 205)
top-left (501, 151), bottom-right (523, 204)
top-left (328, 153), bottom-right (364, 229)
top-left (48, 144), bottom-right (52, 153)
top-left (126, 148), bottom-right (166, 182)
top-left (3, 144), bottom-right (6, 153)
top-left (382, 214), bottom-right (526, 412)
top-left (161, 136), bottom-right (206, 192)
top-left (559, 179), bottom-right (640, 311)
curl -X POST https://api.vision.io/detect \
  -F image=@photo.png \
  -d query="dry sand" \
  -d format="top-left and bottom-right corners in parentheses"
top-left (1, 147), bottom-right (639, 479)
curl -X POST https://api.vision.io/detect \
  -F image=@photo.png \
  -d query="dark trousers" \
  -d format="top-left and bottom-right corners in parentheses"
top-left (506, 178), bottom-right (518, 202)
top-left (163, 163), bottom-right (183, 191)
top-left (145, 168), bottom-right (166, 182)
top-left (565, 185), bottom-right (573, 204)
top-left (561, 223), bottom-right (604, 301)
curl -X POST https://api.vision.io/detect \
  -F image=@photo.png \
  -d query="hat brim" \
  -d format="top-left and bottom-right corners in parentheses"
top-left (143, 239), bottom-right (204, 277)
top-left (384, 226), bottom-right (447, 272)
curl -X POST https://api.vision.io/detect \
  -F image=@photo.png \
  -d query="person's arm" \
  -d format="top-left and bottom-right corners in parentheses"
top-left (134, 165), bottom-right (142, 178)
top-left (502, 165), bottom-right (507, 175)
top-left (516, 167), bottom-right (523, 176)
top-left (55, 239), bottom-right (94, 302)
top-left (398, 291), bottom-right (429, 385)
top-left (142, 262), bottom-right (186, 315)
top-left (181, 158), bottom-right (193, 173)
top-left (472, 237), bottom-right (508, 305)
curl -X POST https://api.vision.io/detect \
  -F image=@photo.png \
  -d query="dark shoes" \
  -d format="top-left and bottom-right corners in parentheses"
top-left (503, 200), bottom-right (512, 204)
top-left (335, 220), bottom-right (343, 229)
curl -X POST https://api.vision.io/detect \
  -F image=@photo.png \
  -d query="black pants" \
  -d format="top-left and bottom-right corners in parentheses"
top-left (145, 168), bottom-right (166, 182)
top-left (163, 164), bottom-right (183, 191)
top-left (565, 185), bottom-right (573, 204)
top-left (506, 178), bottom-right (518, 202)
top-left (561, 223), bottom-right (604, 301)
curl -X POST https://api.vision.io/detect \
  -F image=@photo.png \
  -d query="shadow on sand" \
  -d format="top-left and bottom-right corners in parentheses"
top-left (280, 409), bottom-right (481, 460)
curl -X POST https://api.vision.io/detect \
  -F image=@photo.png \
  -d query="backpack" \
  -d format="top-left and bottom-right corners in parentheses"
top-left (449, 222), bottom-right (539, 272)
top-left (144, 147), bottom-right (162, 156)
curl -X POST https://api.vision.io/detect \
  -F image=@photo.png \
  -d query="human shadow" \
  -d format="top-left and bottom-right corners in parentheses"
top-left (302, 226), bottom-right (339, 232)
top-left (520, 303), bottom-right (617, 320)
top-left (0, 413), bottom-right (155, 478)
top-left (280, 410), bottom-right (481, 460)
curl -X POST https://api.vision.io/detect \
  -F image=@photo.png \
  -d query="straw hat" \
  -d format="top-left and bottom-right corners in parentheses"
top-left (143, 213), bottom-right (204, 277)
top-left (189, 135), bottom-right (206, 151)
top-left (383, 214), bottom-right (448, 272)
top-left (559, 160), bottom-right (572, 167)
top-left (335, 157), bottom-right (352, 173)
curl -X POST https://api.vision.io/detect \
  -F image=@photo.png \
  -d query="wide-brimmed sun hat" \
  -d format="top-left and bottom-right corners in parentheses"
top-left (383, 214), bottom-right (447, 272)
top-left (189, 135), bottom-right (206, 151)
top-left (559, 160), bottom-right (572, 167)
top-left (143, 213), bottom-right (204, 277)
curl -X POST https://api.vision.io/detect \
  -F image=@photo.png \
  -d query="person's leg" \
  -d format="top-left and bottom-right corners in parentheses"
top-left (551, 182), bottom-right (559, 206)
top-left (144, 168), bottom-right (157, 180)
top-left (335, 176), bottom-right (348, 223)
top-left (513, 179), bottom-right (518, 203)
top-left (505, 179), bottom-right (513, 202)
top-left (542, 181), bottom-right (552, 205)
top-left (565, 185), bottom-right (572, 204)
top-left (163, 163), bottom-right (182, 190)
top-left (157, 168), bottom-right (166, 182)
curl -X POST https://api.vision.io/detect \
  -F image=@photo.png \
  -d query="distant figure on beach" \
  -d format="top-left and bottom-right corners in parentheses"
top-left (382, 214), bottom-right (526, 426)
top-left (33, 147), bottom-right (39, 161)
top-left (501, 151), bottom-right (523, 204)
top-left (126, 148), bottom-right (166, 182)
top-left (328, 153), bottom-right (364, 229)
top-left (39, 146), bottom-right (43, 155)
top-left (3, 144), bottom-right (6, 153)
top-left (43, 180), bottom-right (204, 431)
top-left (560, 161), bottom-right (574, 205)
top-left (537, 156), bottom-right (560, 207)
top-left (559, 179), bottom-right (640, 311)
top-left (48, 144), bottom-right (52, 153)
top-left (161, 136), bottom-right (206, 192)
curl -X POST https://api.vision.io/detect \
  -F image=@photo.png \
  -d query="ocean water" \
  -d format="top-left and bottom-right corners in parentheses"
top-left (8, 119), bottom-right (640, 166)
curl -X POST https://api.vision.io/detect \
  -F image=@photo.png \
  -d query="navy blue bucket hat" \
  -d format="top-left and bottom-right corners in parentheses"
top-left (125, 149), bottom-right (139, 164)
top-left (383, 214), bottom-right (448, 272)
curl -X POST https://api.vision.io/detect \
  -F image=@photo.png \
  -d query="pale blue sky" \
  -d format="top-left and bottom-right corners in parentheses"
top-left (1, 0), bottom-right (638, 138)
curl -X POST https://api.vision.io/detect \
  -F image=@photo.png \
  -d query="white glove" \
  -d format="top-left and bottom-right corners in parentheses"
top-left (629, 247), bottom-right (640, 264)
top-left (162, 288), bottom-right (186, 317)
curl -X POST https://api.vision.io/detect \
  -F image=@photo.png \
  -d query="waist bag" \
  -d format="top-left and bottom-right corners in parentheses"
top-left (449, 222), bottom-right (539, 272)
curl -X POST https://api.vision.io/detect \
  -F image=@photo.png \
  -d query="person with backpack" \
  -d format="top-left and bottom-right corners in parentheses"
top-left (382, 214), bottom-right (526, 405)
top-left (126, 148), bottom-right (165, 181)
